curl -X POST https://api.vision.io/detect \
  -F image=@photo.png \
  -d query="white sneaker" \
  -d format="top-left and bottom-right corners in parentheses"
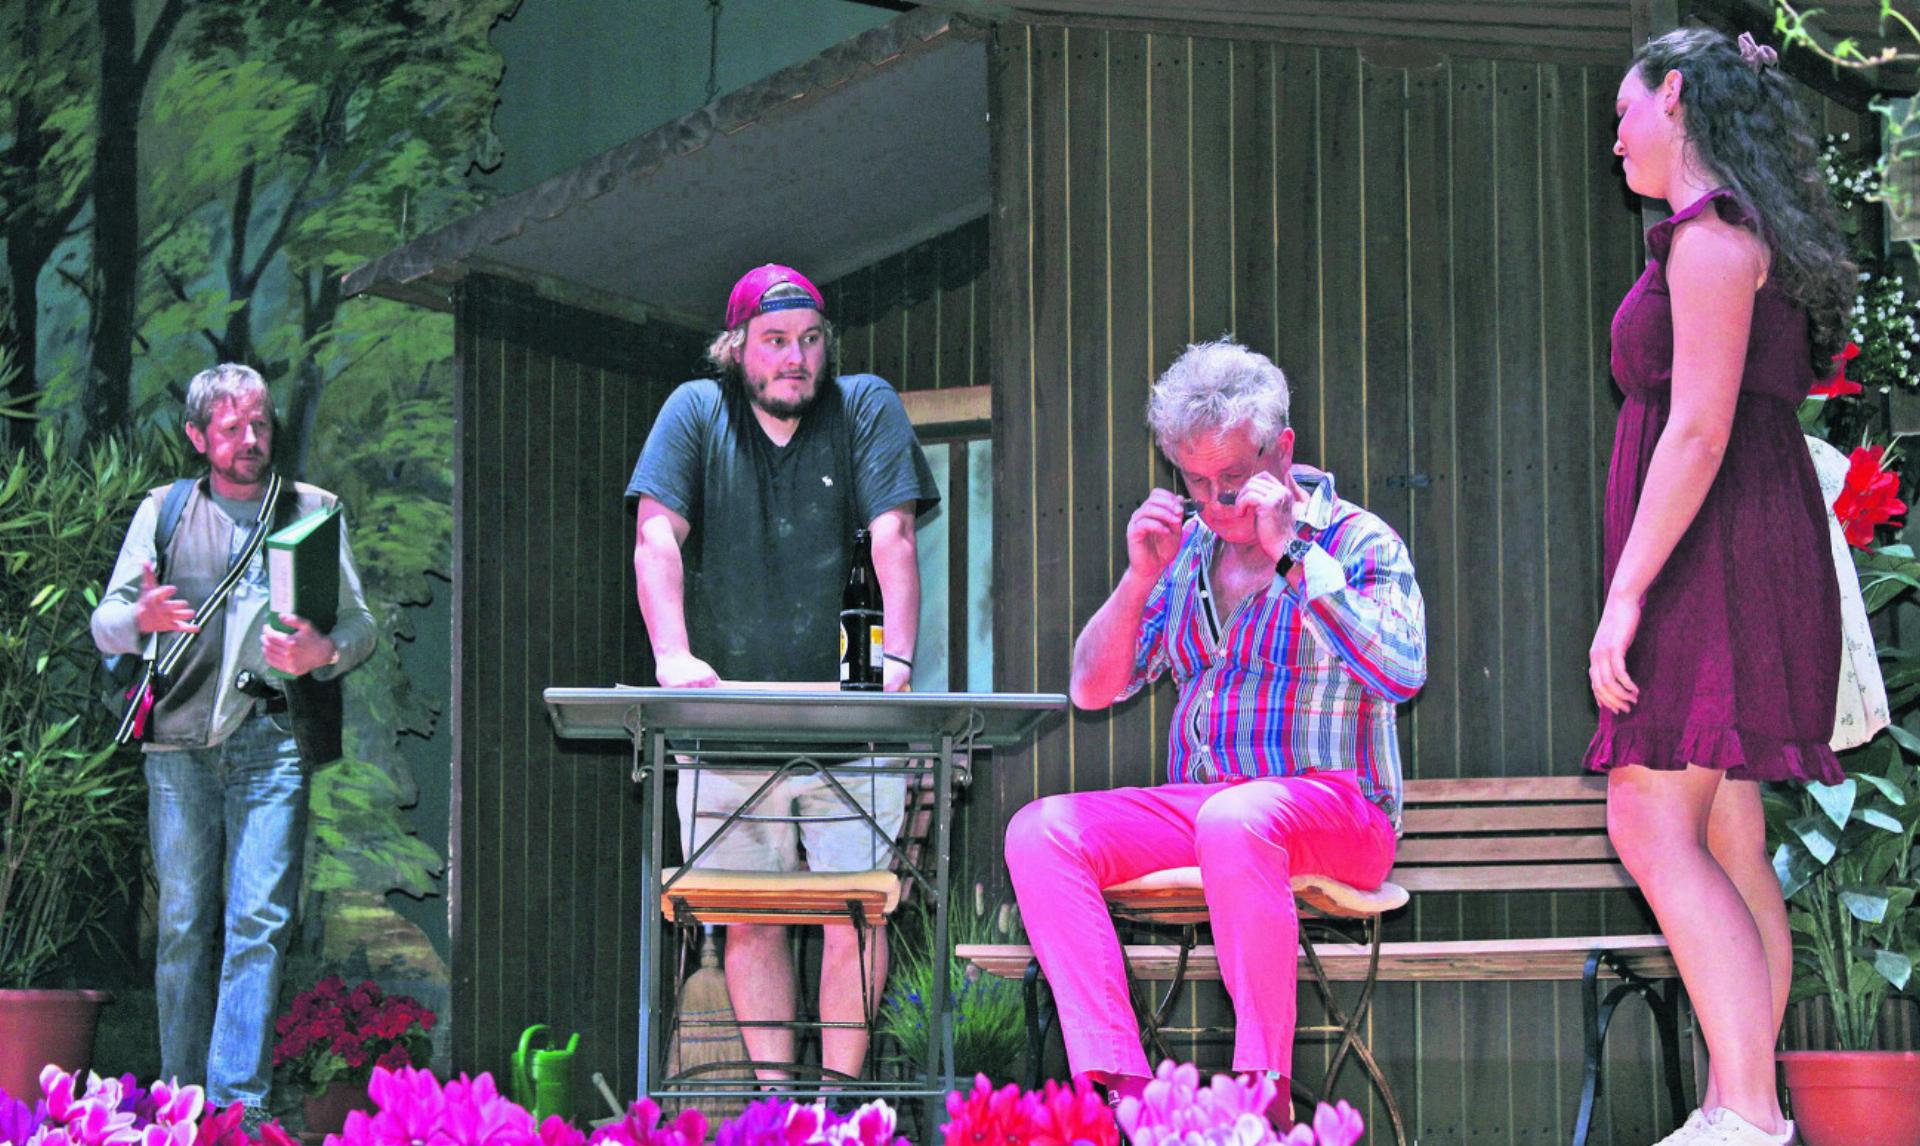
top-left (1650, 1108), bottom-right (1709, 1146)
top-left (1697, 1107), bottom-right (1794, 1145)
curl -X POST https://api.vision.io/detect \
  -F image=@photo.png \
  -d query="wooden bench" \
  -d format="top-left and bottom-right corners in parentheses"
top-left (957, 775), bottom-right (1689, 1146)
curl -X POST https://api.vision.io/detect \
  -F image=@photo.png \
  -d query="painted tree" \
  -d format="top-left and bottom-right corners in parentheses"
top-left (84, 0), bottom-right (186, 437)
top-left (141, 0), bottom-right (513, 470)
top-left (0, 0), bottom-right (95, 445)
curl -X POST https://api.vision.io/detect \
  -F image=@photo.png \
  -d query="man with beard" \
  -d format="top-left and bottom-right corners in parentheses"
top-left (626, 264), bottom-right (938, 1083)
top-left (92, 363), bottom-right (375, 1129)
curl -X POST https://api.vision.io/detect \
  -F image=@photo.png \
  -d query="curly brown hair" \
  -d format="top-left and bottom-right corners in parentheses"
top-left (1634, 27), bottom-right (1857, 368)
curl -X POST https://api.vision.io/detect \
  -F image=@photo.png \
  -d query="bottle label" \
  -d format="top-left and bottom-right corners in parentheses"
top-left (839, 609), bottom-right (882, 688)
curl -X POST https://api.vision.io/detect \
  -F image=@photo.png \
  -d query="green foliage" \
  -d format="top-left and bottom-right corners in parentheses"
top-left (1767, 737), bottom-right (1920, 1049)
top-left (306, 756), bottom-right (443, 900)
top-left (0, 408), bottom-right (173, 985)
top-left (1775, 1), bottom-right (1920, 256)
top-left (877, 886), bottom-right (1028, 1084)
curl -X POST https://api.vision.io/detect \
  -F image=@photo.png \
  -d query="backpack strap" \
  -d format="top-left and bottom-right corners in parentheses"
top-left (151, 477), bottom-right (195, 581)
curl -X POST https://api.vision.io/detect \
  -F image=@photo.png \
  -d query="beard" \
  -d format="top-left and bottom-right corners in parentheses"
top-left (742, 364), bottom-right (822, 420)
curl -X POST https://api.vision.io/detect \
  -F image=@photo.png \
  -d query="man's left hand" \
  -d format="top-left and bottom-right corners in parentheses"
top-left (883, 656), bottom-right (911, 693)
top-left (1236, 470), bottom-right (1310, 563)
top-left (262, 614), bottom-right (338, 677)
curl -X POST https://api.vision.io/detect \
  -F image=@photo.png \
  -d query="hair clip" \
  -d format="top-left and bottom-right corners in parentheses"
top-left (1737, 31), bottom-right (1779, 70)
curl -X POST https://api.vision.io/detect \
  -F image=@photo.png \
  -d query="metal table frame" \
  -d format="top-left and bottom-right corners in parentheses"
top-left (544, 687), bottom-right (1062, 1128)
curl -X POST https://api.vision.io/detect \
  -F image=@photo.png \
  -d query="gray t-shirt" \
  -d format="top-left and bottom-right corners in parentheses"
top-left (625, 374), bottom-right (938, 682)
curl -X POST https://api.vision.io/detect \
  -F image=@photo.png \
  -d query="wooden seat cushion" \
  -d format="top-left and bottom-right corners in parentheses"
top-left (659, 867), bottom-right (902, 926)
top-left (1102, 866), bottom-right (1408, 921)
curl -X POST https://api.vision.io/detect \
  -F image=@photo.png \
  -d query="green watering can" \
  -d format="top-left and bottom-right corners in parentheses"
top-left (511, 1024), bottom-right (579, 1122)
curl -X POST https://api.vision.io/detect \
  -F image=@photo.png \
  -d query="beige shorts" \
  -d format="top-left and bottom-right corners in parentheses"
top-left (674, 763), bottom-right (908, 873)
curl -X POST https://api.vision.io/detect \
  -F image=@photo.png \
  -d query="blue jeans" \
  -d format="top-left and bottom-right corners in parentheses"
top-left (146, 713), bottom-right (307, 1111)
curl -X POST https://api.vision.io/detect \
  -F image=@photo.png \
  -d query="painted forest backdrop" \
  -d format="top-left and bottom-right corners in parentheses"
top-left (2, 0), bottom-right (517, 1076)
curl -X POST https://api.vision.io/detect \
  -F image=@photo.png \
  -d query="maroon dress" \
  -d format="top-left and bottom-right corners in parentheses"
top-left (1583, 189), bottom-right (1844, 784)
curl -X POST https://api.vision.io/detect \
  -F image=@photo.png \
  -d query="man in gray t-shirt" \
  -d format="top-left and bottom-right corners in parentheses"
top-left (626, 264), bottom-right (937, 1083)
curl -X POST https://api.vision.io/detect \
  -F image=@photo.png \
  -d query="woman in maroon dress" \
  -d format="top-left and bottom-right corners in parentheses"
top-left (1586, 27), bottom-right (1856, 1146)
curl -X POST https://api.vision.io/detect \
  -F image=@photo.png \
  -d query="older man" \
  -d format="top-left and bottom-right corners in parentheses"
top-left (1004, 339), bottom-right (1427, 1111)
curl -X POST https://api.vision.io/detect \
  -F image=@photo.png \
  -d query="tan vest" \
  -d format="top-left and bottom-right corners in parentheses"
top-left (148, 479), bottom-right (339, 753)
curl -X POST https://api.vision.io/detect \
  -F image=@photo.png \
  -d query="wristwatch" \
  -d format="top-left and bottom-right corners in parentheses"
top-left (1274, 535), bottom-right (1314, 579)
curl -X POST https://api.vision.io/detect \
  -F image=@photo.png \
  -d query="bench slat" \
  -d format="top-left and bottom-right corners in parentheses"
top-left (1390, 864), bottom-right (1638, 893)
top-left (1391, 835), bottom-right (1619, 865)
top-left (1401, 804), bottom-right (1610, 834)
top-left (1402, 776), bottom-right (1608, 804)
top-left (956, 936), bottom-right (1675, 985)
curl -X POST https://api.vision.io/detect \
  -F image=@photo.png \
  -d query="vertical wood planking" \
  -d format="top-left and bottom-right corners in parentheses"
top-left (1106, 28), bottom-right (1158, 792)
top-left (452, 276), bottom-right (702, 1089)
top-left (1273, 44), bottom-right (1324, 465)
top-left (982, 23), bottom-right (1664, 1137)
top-left (1495, 59), bottom-right (1551, 782)
top-left (1066, 26), bottom-right (1114, 800)
top-left (1315, 48), bottom-right (1366, 489)
top-left (1029, 23), bottom-right (1074, 802)
top-left (987, 21), bottom-right (1039, 876)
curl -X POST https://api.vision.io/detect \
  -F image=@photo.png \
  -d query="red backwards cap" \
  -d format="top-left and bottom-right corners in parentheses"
top-left (724, 264), bottom-right (826, 329)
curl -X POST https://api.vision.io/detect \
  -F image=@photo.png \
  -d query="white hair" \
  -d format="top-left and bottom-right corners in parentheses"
top-left (1146, 339), bottom-right (1291, 454)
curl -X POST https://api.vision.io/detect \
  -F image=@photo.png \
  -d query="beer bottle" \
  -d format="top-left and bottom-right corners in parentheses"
top-left (840, 528), bottom-right (883, 690)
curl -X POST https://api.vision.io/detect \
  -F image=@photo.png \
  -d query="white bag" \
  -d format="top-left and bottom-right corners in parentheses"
top-left (1806, 435), bottom-right (1892, 751)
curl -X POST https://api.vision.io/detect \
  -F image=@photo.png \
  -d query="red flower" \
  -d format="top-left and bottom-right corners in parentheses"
top-left (377, 1044), bottom-right (414, 1072)
top-left (1029, 1078), bottom-right (1117, 1146)
top-left (943, 1075), bottom-right (1043, 1146)
top-left (1835, 444), bottom-right (1908, 548)
top-left (1810, 342), bottom-right (1864, 399)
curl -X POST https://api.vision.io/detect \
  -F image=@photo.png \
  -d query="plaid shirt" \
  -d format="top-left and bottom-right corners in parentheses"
top-left (1117, 468), bottom-right (1427, 827)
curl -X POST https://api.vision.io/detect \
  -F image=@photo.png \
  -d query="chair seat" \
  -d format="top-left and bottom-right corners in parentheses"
top-left (659, 867), bottom-right (903, 926)
top-left (1102, 866), bottom-right (1408, 922)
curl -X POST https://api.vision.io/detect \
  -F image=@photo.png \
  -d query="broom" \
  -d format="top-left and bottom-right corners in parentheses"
top-left (664, 925), bottom-right (749, 1119)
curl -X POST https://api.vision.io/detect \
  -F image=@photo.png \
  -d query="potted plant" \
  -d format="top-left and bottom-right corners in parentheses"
top-left (876, 884), bottom-right (1028, 1086)
top-left (0, 410), bottom-right (169, 1103)
top-left (272, 974), bottom-right (435, 1133)
top-left (1767, 731), bottom-right (1920, 1145)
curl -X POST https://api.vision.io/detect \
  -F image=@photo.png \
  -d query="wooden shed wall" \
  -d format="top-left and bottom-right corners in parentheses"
top-left (984, 22), bottom-right (1659, 1143)
top-left (451, 274), bottom-right (707, 1090)
top-left (442, 17), bottom-right (1896, 1136)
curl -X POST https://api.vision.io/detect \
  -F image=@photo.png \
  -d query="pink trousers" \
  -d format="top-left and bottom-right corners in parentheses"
top-left (1003, 771), bottom-right (1396, 1079)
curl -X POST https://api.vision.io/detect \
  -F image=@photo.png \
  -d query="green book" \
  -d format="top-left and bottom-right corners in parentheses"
top-left (265, 503), bottom-right (340, 678)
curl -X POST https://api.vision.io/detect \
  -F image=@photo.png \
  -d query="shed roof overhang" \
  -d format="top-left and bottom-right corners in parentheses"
top-left (343, 7), bottom-right (991, 328)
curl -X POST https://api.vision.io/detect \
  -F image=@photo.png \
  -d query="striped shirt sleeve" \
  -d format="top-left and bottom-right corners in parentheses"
top-left (1116, 571), bottom-right (1177, 703)
top-left (1296, 523), bottom-right (1428, 703)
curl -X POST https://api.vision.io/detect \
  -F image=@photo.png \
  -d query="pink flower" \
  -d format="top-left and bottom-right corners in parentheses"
top-left (195, 1103), bottom-right (251, 1146)
top-left (144, 1082), bottom-right (203, 1129)
top-left (588, 1097), bottom-right (707, 1146)
top-left (1309, 1103), bottom-right (1363, 1146)
top-left (824, 1102), bottom-right (908, 1146)
top-left (40, 1067), bottom-right (82, 1122)
top-left (541, 1114), bottom-right (590, 1146)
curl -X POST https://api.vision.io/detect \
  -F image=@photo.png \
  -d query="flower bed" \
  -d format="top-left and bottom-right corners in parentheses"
top-left (0, 1061), bottom-right (1366, 1146)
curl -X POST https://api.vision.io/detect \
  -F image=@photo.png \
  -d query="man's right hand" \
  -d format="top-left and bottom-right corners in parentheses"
top-left (654, 650), bottom-right (720, 688)
top-left (135, 561), bottom-right (200, 634)
top-left (1125, 489), bottom-right (1187, 581)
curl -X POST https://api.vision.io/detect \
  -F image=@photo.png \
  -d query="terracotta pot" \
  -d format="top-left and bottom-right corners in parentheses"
top-left (1780, 1049), bottom-right (1920, 1146)
top-left (302, 1078), bottom-right (375, 1137)
top-left (0, 989), bottom-right (111, 1104)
